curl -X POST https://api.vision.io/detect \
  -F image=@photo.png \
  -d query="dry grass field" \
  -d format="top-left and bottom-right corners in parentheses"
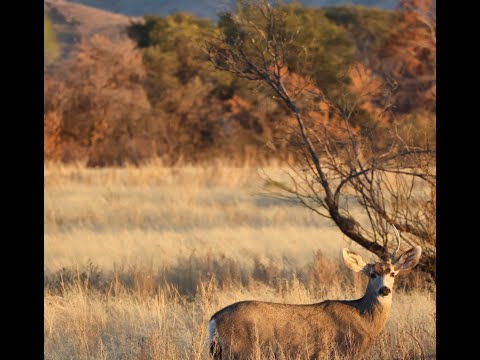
top-left (44, 162), bottom-right (436, 359)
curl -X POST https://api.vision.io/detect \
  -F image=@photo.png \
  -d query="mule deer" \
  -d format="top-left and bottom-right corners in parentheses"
top-left (208, 227), bottom-right (422, 359)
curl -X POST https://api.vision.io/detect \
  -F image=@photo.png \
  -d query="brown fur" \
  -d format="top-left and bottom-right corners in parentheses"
top-left (372, 262), bottom-right (394, 275)
top-left (210, 297), bottom-right (390, 359)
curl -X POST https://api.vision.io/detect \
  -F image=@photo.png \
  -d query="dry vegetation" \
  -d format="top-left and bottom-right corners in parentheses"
top-left (45, 1), bottom-right (435, 168)
top-left (44, 163), bottom-right (435, 359)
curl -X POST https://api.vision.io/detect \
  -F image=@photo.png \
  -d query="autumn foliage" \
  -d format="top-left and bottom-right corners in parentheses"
top-left (44, 1), bottom-right (435, 166)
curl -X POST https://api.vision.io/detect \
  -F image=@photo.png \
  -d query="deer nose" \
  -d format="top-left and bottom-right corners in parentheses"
top-left (379, 287), bottom-right (391, 296)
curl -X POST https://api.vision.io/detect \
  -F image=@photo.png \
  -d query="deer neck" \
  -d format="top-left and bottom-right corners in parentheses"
top-left (350, 287), bottom-right (392, 334)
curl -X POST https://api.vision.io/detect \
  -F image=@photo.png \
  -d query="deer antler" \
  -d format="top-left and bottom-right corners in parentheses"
top-left (391, 224), bottom-right (401, 261)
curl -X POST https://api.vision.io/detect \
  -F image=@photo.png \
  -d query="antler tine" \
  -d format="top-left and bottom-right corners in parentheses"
top-left (390, 224), bottom-right (401, 261)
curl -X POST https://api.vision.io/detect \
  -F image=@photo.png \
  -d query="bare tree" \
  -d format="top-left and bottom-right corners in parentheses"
top-left (207, 0), bottom-right (435, 279)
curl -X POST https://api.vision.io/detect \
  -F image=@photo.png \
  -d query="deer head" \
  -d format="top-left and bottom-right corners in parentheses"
top-left (342, 226), bottom-right (422, 301)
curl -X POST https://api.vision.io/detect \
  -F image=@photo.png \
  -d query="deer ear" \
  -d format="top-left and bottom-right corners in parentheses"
top-left (393, 246), bottom-right (422, 271)
top-left (342, 248), bottom-right (367, 273)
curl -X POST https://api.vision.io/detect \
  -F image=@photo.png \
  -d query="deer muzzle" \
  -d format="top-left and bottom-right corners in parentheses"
top-left (379, 286), bottom-right (391, 296)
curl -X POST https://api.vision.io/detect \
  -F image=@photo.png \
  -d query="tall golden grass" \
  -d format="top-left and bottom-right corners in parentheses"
top-left (44, 162), bottom-right (435, 359)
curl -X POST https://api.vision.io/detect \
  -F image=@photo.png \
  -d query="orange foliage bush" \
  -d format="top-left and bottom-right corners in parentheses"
top-left (45, 35), bottom-right (155, 165)
top-left (44, 36), bottom-right (293, 166)
top-left (44, 111), bottom-right (62, 161)
top-left (379, 0), bottom-right (436, 112)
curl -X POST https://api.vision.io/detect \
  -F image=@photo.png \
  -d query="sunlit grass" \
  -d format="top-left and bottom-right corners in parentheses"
top-left (44, 163), bottom-right (435, 359)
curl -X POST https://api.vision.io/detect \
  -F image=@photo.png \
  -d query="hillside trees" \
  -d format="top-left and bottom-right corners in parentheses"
top-left (326, 1), bottom-right (435, 113)
top-left (125, 8), bottom-right (365, 160)
top-left (127, 13), bottom-right (228, 102)
top-left (44, 2), bottom-right (435, 170)
top-left (381, 0), bottom-right (436, 112)
top-left (44, 15), bottom-right (290, 165)
top-left (207, 0), bottom-right (436, 278)
top-left (126, 13), bottom-right (295, 162)
top-left (44, 36), bottom-right (154, 165)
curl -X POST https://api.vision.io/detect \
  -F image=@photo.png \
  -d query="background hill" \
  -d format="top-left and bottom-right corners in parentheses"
top-left (44, 0), bottom-right (402, 61)
top-left (45, 0), bottom-right (137, 60)
top-left (69, 0), bottom-right (400, 18)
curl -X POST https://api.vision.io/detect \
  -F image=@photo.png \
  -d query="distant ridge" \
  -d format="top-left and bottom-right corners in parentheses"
top-left (44, 0), bottom-right (401, 62)
top-left (69, 0), bottom-right (400, 19)
top-left (45, 0), bottom-right (138, 61)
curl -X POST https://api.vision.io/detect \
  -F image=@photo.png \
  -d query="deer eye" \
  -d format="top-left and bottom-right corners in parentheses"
top-left (370, 273), bottom-right (377, 279)
top-left (390, 273), bottom-right (395, 277)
